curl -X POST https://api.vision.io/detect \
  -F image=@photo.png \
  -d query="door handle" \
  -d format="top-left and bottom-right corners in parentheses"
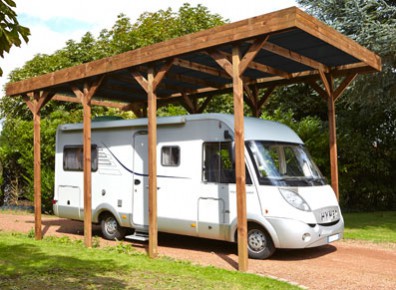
top-left (145, 185), bottom-right (160, 190)
top-left (134, 179), bottom-right (141, 185)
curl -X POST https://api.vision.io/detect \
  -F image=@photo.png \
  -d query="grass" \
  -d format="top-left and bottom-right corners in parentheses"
top-left (0, 233), bottom-right (298, 290)
top-left (343, 211), bottom-right (396, 243)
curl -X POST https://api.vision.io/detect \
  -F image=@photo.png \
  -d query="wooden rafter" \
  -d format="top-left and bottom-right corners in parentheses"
top-left (223, 49), bottom-right (289, 78)
top-left (174, 58), bottom-right (230, 79)
top-left (153, 59), bottom-right (175, 90)
top-left (239, 36), bottom-right (269, 75)
top-left (333, 73), bottom-right (358, 101)
top-left (166, 71), bottom-right (222, 89)
top-left (208, 49), bottom-right (234, 77)
top-left (262, 41), bottom-right (330, 73)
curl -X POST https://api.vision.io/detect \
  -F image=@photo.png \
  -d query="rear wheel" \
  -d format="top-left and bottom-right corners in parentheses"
top-left (247, 224), bottom-right (275, 259)
top-left (100, 214), bottom-right (125, 240)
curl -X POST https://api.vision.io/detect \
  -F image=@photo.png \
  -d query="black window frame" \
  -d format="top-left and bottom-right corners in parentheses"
top-left (161, 145), bottom-right (181, 167)
top-left (63, 144), bottom-right (98, 172)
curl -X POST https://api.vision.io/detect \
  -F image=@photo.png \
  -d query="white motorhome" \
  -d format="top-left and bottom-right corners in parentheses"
top-left (53, 113), bottom-right (343, 259)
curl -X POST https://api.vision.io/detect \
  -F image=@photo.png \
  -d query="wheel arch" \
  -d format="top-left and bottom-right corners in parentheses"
top-left (230, 214), bottom-right (280, 248)
top-left (93, 203), bottom-right (120, 224)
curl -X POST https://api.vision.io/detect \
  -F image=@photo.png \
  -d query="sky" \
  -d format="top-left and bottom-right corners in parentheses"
top-left (0, 0), bottom-right (298, 94)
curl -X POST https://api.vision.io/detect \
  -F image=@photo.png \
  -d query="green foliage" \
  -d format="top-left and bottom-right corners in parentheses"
top-left (0, 4), bottom-right (227, 211)
top-left (0, 0), bottom-right (30, 76)
top-left (296, 0), bottom-right (396, 210)
top-left (0, 110), bottom-right (83, 211)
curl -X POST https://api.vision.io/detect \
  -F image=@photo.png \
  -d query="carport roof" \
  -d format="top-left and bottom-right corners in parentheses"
top-left (6, 6), bottom-right (381, 107)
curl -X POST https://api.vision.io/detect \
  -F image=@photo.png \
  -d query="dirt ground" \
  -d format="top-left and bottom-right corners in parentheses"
top-left (1, 213), bottom-right (395, 289)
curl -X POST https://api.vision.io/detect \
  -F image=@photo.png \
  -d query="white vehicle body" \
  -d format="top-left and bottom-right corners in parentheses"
top-left (53, 113), bottom-right (343, 258)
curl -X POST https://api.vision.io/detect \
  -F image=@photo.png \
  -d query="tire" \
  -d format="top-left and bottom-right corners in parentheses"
top-left (100, 214), bottom-right (126, 240)
top-left (247, 225), bottom-right (275, 259)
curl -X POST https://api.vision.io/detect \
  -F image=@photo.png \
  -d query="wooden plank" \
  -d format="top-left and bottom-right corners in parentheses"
top-left (319, 70), bottom-right (332, 97)
top-left (239, 36), bottom-right (269, 75)
top-left (131, 71), bottom-right (149, 92)
top-left (32, 92), bottom-right (42, 241)
top-left (319, 74), bottom-right (340, 199)
top-left (22, 94), bottom-right (35, 113)
top-left (333, 73), bottom-right (357, 101)
top-left (182, 93), bottom-right (197, 113)
top-left (174, 58), bottom-right (230, 79)
top-left (215, 50), bottom-right (291, 79)
top-left (257, 85), bottom-right (276, 108)
top-left (232, 45), bottom-right (248, 272)
top-left (208, 49), bottom-right (234, 77)
top-left (6, 7), bottom-right (381, 99)
top-left (248, 61), bottom-right (291, 79)
top-left (82, 91), bottom-right (92, 248)
top-left (6, 7), bottom-right (299, 96)
top-left (166, 71), bottom-right (222, 89)
top-left (147, 67), bottom-right (158, 258)
top-left (53, 94), bottom-right (129, 109)
top-left (153, 59), bottom-right (175, 91)
top-left (308, 80), bottom-right (328, 101)
top-left (328, 93), bottom-right (339, 200)
top-left (262, 41), bottom-right (330, 73)
top-left (295, 8), bottom-right (381, 72)
top-left (23, 91), bottom-right (55, 241)
top-left (72, 78), bottom-right (104, 248)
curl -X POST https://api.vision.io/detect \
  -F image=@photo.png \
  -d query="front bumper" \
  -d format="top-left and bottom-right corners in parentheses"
top-left (266, 216), bottom-right (344, 249)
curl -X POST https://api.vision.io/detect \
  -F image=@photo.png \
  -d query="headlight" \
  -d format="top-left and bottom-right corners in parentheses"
top-left (279, 188), bottom-right (311, 211)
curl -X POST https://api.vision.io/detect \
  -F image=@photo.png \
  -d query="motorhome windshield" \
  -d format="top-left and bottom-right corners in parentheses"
top-left (247, 141), bottom-right (326, 187)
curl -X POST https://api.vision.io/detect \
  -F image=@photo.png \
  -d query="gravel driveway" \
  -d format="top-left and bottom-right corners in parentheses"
top-left (1, 213), bottom-right (395, 289)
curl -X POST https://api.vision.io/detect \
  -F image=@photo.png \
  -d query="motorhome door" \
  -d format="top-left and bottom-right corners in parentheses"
top-left (132, 132), bottom-right (149, 227)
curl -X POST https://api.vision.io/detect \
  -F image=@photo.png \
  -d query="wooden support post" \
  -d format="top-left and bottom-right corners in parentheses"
top-left (72, 77), bottom-right (104, 247)
top-left (327, 94), bottom-right (339, 200)
top-left (319, 73), bottom-right (339, 199)
top-left (131, 63), bottom-right (172, 258)
top-left (147, 67), bottom-right (158, 258)
top-left (23, 91), bottom-right (54, 240)
top-left (233, 45), bottom-right (248, 272)
top-left (33, 101), bottom-right (42, 240)
top-left (82, 91), bottom-right (93, 247)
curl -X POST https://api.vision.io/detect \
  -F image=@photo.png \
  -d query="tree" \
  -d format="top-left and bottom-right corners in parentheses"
top-left (0, 4), bottom-right (227, 210)
top-left (0, 0), bottom-right (30, 76)
top-left (296, 0), bottom-right (396, 210)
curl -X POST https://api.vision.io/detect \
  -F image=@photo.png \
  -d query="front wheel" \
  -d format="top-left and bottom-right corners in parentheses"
top-left (247, 225), bottom-right (275, 259)
top-left (100, 214), bottom-right (125, 240)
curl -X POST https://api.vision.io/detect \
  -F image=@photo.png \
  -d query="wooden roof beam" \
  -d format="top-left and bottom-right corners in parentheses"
top-left (239, 36), bottom-right (269, 75)
top-left (262, 41), bottom-right (330, 73)
top-left (212, 49), bottom-right (291, 79)
top-left (173, 58), bottom-right (230, 79)
top-left (165, 71), bottom-right (223, 89)
top-left (52, 94), bottom-right (134, 110)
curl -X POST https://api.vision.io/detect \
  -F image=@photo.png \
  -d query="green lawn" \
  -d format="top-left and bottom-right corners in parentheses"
top-left (343, 211), bottom-right (396, 243)
top-left (0, 233), bottom-right (298, 290)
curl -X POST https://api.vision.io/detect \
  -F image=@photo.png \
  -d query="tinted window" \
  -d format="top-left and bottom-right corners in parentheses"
top-left (63, 145), bottom-right (98, 172)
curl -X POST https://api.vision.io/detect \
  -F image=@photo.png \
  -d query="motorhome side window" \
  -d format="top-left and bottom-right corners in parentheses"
top-left (203, 142), bottom-right (236, 183)
top-left (63, 145), bottom-right (98, 172)
top-left (161, 146), bottom-right (180, 166)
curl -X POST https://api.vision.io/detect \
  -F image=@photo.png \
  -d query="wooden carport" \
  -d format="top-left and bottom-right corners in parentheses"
top-left (6, 7), bottom-right (380, 272)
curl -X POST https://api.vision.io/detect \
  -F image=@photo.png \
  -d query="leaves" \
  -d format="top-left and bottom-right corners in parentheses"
top-left (297, 0), bottom-right (396, 210)
top-left (0, 4), bottom-right (227, 211)
top-left (0, 0), bottom-right (30, 76)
